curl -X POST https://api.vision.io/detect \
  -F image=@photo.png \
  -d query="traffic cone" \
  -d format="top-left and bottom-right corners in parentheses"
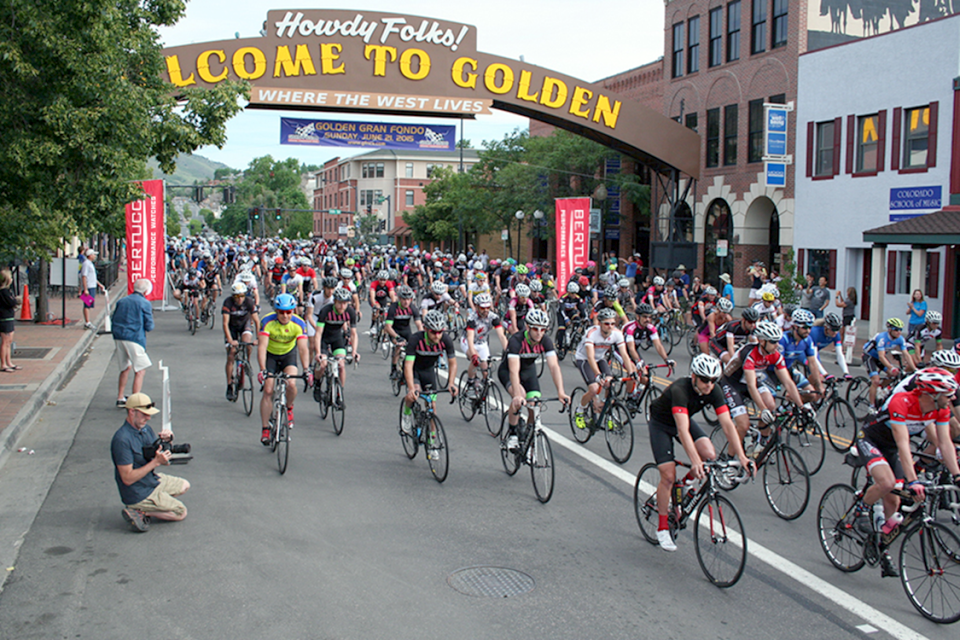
top-left (18, 284), bottom-right (31, 321)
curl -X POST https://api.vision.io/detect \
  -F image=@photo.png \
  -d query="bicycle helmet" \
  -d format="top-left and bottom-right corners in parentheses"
top-left (691, 354), bottom-right (722, 380)
top-left (716, 297), bottom-right (734, 313)
top-left (340, 268), bottom-right (352, 279)
top-left (187, 268), bottom-right (198, 277)
top-left (926, 310), bottom-right (942, 324)
top-left (652, 276), bottom-right (665, 286)
top-left (566, 282), bottom-right (580, 294)
top-left (608, 263), bottom-right (617, 272)
top-left (332, 287), bottom-right (352, 302)
top-left (475, 270), bottom-right (487, 280)
top-left (431, 280), bottom-right (447, 295)
top-left (741, 307), bottom-right (760, 322)
top-left (423, 309), bottom-right (447, 331)
top-left (617, 278), bottom-right (630, 288)
top-left (231, 282), bottom-right (247, 296)
top-left (578, 276), bottom-right (590, 288)
top-left (886, 317), bottom-right (905, 330)
top-left (761, 291), bottom-right (776, 302)
top-left (474, 292), bottom-right (493, 308)
top-left (791, 308), bottom-right (815, 327)
top-left (300, 256), bottom-right (312, 266)
top-left (526, 309), bottom-right (550, 328)
top-left (239, 272), bottom-right (255, 284)
top-left (636, 303), bottom-right (655, 316)
top-left (931, 349), bottom-right (960, 369)
top-left (515, 283), bottom-right (531, 298)
top-left (516, 264), bottom-right (529, 275)
top-left (529, 279), bottom-right (543, 292)
top-left (824, 312), bottom-right (843, 330)
top-left (782, 303), bottom-right (797, 317)
top-left (914, 368), bottom-right (959, 396)
top-left (753, 321), bottom-right (783, 342)
top-left (597, 308), bottom-right (617, 322)
top-left (397, 285), bottom-right (414, 299)
top-left (388, 269), bottom-right (400, 281)
top-left (376, 269), bottom-right (388, 280)
top-left (321, 276), bottom-right (338, 289)
top-left (273, 293), bottom-right (297, 311)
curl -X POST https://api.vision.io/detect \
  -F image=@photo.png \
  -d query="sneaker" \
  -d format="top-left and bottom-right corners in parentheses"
top-left (880, 552), bottom-right (898, 578)
top-left (507, 435), bottom-right (520, 451)
top-left (121, 508), bottom-right (149, 533)
top-left (116, 397), bottom-right (127, 408)
top-left (401, 411), bottom-right (414, 435)
top-left (574, 408), bottom-right (588, 430)
top-left (226, 384), bottom-right (234, 401)
top-left (261, 427), bottom-right (272, 445)
top-left (656, 529), bottom-right (677, 552)
top-left (84, 322), bottom-right (96, 330)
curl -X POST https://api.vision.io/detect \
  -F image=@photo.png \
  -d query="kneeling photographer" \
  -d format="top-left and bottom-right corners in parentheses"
top-left (110, 393), bottom-right (191, 533)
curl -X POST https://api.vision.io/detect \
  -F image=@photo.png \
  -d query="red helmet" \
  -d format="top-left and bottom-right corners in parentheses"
top-left (914, 367), bottom-right (959, 396)
top-left (578, 276), bottom-right (590, 287)
top-left (274, 257), bottom-right (283, 264)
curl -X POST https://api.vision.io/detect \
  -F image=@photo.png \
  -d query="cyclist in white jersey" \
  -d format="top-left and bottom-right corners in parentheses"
top-left (461, 292), bottom-right (508, 391)
top-left (573, 308), bottom-right (636, 426)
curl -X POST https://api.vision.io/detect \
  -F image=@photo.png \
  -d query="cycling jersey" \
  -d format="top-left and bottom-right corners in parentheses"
top-left (421, 292), bottom-right (452, 312)
top-left (385, 301), bottom-right (421, 335)
top-left (463, 309), bottom-right (502, 345)
top-left (808, 325), bottom-right (841, 351)
top-left (778, 332), bottom-right (816, 370)
top-left (259, 312), bottom-right (308, 356)
top-left (574, 325), bottom-right (625, 362)
top-left (315, 304), bottom-right (357, 339)
top-left (510, 297), bottom-right (534, 320)
top-left (862, 391), bottom-right (950, 451)
top-left (709, 320), bottom-right (752, 354)
top-left (370, 280), bottom-right (395, 306)
top-left (592, 300), bottom-right (625, 318)
top-left (404, 331), bottom-right (455, 370)
top-left (648, 377), bottom-right (729, 425)
top-left (623, 319), bottom-right (659, 344)
top-left (863, 331), bottom-right (907, 361)
top-left (221, 296), bottom-right (256, 333)
top-left (908, 324), bottom-right (942, 348)
top-left (640, 286), bottom-right (664, 307)
top-left (722, 341), bottom-right (786, 383)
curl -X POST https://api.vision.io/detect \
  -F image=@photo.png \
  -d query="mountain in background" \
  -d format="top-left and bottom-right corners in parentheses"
top-left (149, 154), bottom-right (236, 186)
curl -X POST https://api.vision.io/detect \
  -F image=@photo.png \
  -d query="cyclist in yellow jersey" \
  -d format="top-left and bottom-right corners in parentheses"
top-left (257, 294), bottom-right (312, 445)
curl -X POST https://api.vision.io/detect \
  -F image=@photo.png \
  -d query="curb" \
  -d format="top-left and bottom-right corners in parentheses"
top-left (0, 287), bottom-right (127, 470)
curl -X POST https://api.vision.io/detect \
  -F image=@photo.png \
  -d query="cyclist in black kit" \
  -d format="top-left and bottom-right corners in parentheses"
top-left (400, 310), bottom-right (458, 434)
top-left (385, 285), bottom-right (423, 377)
top-left (313, 287), bottom-right (359, 395)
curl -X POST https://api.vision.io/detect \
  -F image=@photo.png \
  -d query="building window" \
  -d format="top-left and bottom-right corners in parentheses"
top-left (727, 1), bottom-right (741, 62)
top-left (769, 93), bottom-right (785, 105)
top-left (376, 162), bottom-right (384, 178)
top-left (903, 105), bottom-right (930, 168)
top-left (897, 250), bottom-right (912, 294)
top-left (687, 16), bottom-right (700, 74)
top-left (672, 23), bottom-right (684, 78)
top-left (815, 120), bottom-right (835, 176)
top-left (751, 0), bottom-right (766, 55)
top-left (709, 8), bottom-right (723, 67)
top-left (748, 99), bottom-right (764, 163)
top-left (724, 104), bottom-right (738, 166)
top-left (405, 162), bottom-right (413, 178)
top-left (772, 0), bottom-right (788, 48)
top-left (857, 114), bottom-right (879, 173)
top-left (706, 108), bottom-right (720, 168)
top-left (685, 112), bottom-right (698, 132)
top-left (426, 164), bottom-right (441, 178)
top-left (405, 190), bottom-right (414, 206)
top-left (806, 249), bottom-right (836, 288)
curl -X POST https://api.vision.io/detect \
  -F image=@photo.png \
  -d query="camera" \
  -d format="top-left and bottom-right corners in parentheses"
top-left (143, 438), bottom-right (192, 464)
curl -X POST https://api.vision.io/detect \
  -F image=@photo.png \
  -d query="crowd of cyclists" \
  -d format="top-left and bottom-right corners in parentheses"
top-left (163, 234), bottom-right (960, 612)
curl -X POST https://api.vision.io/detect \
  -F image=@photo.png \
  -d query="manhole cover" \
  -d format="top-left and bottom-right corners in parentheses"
top-left (13, 347), bottom-right (52, 359)
top-left (447, 566), bottom-right (535, 598)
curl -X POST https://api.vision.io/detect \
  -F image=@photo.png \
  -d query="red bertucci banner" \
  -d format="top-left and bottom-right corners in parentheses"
top-left (555, 197), bottom-right (590, 289)
top-left (125, 179), bottom-right (165, 300)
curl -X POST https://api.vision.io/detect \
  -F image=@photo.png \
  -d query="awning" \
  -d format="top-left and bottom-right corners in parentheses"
top-left (387, 222), bottom-right (412, 238)
top-left (863, 206), bottom-right (960, 245)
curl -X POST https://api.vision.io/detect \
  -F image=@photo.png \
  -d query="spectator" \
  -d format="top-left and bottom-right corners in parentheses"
top-left (111, 278), bottom-right (155, 407)
top-left (907, 289), bottom-right (927, 333)
top-left (624, 255), bottom-right (639, 290)
top-left (836, 286), bottom-right (857, 326)
top-left (80, 249), bottom-right (106, 330)
top-left (0, 269), bottom-right (22, 372)
top-left (719, 273), bottom-right (734, 305)
top-left (799, 273), bottom-right (815, 315)
top-left (810, 276), bottom-right (831, 319)
top-left (746, 260), bottom-right (766, 301)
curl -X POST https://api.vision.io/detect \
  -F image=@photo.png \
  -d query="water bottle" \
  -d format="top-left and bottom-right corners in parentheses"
top-left (872, 502), bottom-right (886, 533)
top-left (673, 482), bottom-right (684, 510)
top-left (681, 479), bottom-right (698, 511)
top-left (881, 512), bottom-right (903, 535)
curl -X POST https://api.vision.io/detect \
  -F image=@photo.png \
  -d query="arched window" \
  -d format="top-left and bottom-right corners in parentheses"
top-left (704, 198), bottom-right (733, 286)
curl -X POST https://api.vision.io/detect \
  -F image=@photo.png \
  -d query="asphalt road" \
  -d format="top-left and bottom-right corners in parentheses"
top-left (0, 297), bottom-right (956, 640)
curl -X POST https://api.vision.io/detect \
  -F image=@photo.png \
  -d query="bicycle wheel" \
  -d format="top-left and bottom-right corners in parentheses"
top-left (701, 403), bottom-right (720, 429)
top-left (603, 401), bottom-right (634, 464)
top-left (499, 412), bottom-right (521, 476)
top-left (330, 378), bottom-right (345, 436)
top-left (270, 405), bottom-right (281, 453)
top-left (189, 314), bottom-right (197, 335)
top-left (568, 387), bottom-right (593, 443)
top-left (483, 382), bottom-right (504, 436)
top-left (762, 445), bottom-right (810, 520)
top-left (659, 327), bottom-right (673, 356)
top-left (816, 483), bottom-right (866, 572)
top-left (391, 366), bottom-right (403, 397)
top-left (425, 414), bottom-right (449, 483)
top-left (643, 384), bottom-right (662, 424)
top-left (458, 372), bottom-right (477, 422)
top-left (694, 493), bottom-right (747, 588)
top-left (824, 398), bottom-right (858, 453)
top-left (276, 410), bottom-right (290, 475)
top-left (240, 363), bottom-right (254, 417)
top-left (634, 463), bottom-right (669, 545)
top-left (786, 413), bottom-right (825, 475)
top-left (670, 319), bottom-right (684, 346)
top-left (846, 376), bottom-right (874, 421)
top-left (368, 323), bottom-right (380, 352)
top-left (899, 521), bottom-right (960, 624)
top-left (399, 400), bottom-right (418, 459)
top-left (380, 337), bottom-right (392, 360)
top-left (686, 329), bottom-right (699, 357)
top-left (637, 333), bottom-right (652, 352)
top-left (318, 375), bottom-right (330, 419)
top-left (531, 431), bottom-right (554, 503)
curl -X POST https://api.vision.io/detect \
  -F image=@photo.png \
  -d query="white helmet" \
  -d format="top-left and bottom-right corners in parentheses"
top-left (753, 320), bottom-right (783, 342)
top-left (716, 297), bottom-right (734, 313)
top-left (515, 283), bottom-right (531, 298)
top-left (431, 280), bottom-right (447, 295)
top-left (931, 349), bottom-right (960, 369)
top-left (239, 272), bottom-right (255, 284)
top-left (526, 309), bottom-right (550, 328)
top-left (529, 279), bottom-right (543, 292)
top-left (691, 354), bottom-right (722, 380)
top-left (231, 282), bottom-right (247, 295)
top-left (566, 282), bottom-right (580, 294)
top-left (926, 310), bottom-right (942, 324)
top-left (653, 276), bottom-right (665, 286)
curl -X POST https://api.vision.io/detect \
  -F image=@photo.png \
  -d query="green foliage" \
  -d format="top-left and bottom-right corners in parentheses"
top-left (0, 0), bottom-right (247, 259)
top-left (166, 211), bottom-right (180, 237)
top-left (355, 212), bottom-right (382, 245)
top-left (200, 208), bottom-right (216, 228)
top-left (213, 156), bottom-right (311, 238)
top-left (188, 218), bottom-right (203, 236)
top-left (777, 248), bottom-right (802, 305)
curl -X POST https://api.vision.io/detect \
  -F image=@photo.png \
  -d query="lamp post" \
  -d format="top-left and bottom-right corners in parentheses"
top-left (514, 210), bottom-right (525, 263)
top-left (533, 209), bottom-right (544, 262)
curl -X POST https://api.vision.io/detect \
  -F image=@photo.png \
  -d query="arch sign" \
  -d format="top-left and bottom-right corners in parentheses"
top-left (162, 9), bottom-right (699, 178)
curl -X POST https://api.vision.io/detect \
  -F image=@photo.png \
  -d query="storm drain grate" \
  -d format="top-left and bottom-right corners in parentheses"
top-left (13, 348), bottom-right (52, 359)
top-left (447, 566), bottom-right (535, 598)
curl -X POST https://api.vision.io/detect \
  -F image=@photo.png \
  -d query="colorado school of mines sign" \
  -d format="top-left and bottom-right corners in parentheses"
top-left (161, 9), bottom-right (699, 178)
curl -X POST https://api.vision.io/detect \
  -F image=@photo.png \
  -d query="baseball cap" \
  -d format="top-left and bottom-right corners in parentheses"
top-left (85, 249), bottom-right (98, 257)
top-left (125, 393), bottom-right (159, 415)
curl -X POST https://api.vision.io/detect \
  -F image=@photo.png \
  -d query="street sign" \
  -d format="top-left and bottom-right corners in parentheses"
top-left (329, 208), bottom-right (341, 215)
top-left (765, 162), bottom-right (786, 187)
top-left (764, 102), bottom-right (793, 159)
top-left (501, 229), bottom-right (509, 241)
top-left (716, 239), bottom-right (728, 257)
top-left (589, 208), bottom-right (601, 234)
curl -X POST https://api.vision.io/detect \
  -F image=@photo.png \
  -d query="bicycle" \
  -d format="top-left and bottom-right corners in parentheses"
top-left (555, 315), bottom-right (587, 361)
top-left (183, 290), bottom-right (201, 335)
top-left (388, 339), bottom-right (408, 397)
top-left (398, 387), bottom-right (452, 483)
top-left (314, 353), bottom-right (348, 435)
top-left (616, 363), bottom-right (673, 422)
top-left (847, 352), bottom-right (907, 421)
top-left (498, 397), bottom-right (567, 503)
top-left (228, 341), bottom-right (257, 416)
top-left (368, 307), bottom-right (387, 354)
top-left (637, 315), bottom-right (673, 356)
top-left (262, 371), bottom-right (308, 475)
top-left (568, 372), bottom-right (636, 464)
top-left (634, 458), bottom-right (749, 587)
top-left (457, 356), bottom-right (504, 436)
top-left (817, 458), bottom-right (960, 623)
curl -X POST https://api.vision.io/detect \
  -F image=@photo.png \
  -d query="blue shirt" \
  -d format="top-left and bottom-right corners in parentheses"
top-left (721, 283), bottom-right (734, 302)
top-left (778, 332), bottom-right (817, 369)
top-left (864, 331), bottom-right (907, 360)
top-left (909, 300), bottom-right (927, 326)
top-left (111, 292), bottom-right (154, 347)
top-left (809, 325), bottom-right (841, 351)
top-left (625, 262), bottom-right (637, 278)
top-left (110, 421), bottom-right (160, 505)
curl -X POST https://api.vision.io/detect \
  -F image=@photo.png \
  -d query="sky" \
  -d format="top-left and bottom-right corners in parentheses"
top-left (157, 1), bottom-right (666, 171)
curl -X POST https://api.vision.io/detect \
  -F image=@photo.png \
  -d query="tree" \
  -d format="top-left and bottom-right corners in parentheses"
top-left (166, 211), bottom-right (180, 237)
top-left (188, 219), bottom-right (203, 236)
top-left (213, 156), bottom-right (311, 238)
top-left (0, 0), bottom-right (247, 260)
top-left (200, 208), bottom-right (216, 228)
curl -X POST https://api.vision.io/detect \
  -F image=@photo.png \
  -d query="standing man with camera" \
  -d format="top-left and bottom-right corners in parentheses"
top-left (110, 393), bottom-right (190, 533)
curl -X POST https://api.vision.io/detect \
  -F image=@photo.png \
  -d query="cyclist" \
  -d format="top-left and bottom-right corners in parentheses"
top-left (863, 318), bottom-right (914, 408)
top-left (462, 292), bottom-right (508, 394)
top-left (647, 354), bottom-right (754, 551)
top-left (508, 283), bottom-right (535, 335)
top-left (555, 281), bottom-right (586, 349)
top-left (691, 285), bottom-right (719, 331)
top-left (907, 310), bottom-right (943, 365)
top-left (808, 312), bottom-right (850, 379)
top-left (696, 297), bottom-right (734, 355)
top-left (616, 278), bottom-right (636, 315)
top-left (201, 259), bottom-right (222, 318)
top-left (855, 368), bottom-right (960, 577)
top-left (421, 280), bottom-right (455, 315)
top-left (237, 270), bottom-right (259, 309)
top-left (528, 279), bottom-right (547, 310)
top-left (400, 310), bottom-right (458, 436)
top-left (640, 276), bottom-right (668, 314)
top-left (778, 308), bottom-right (825, 402)
top-left (175, 268), bottom-right (204, 320)
top-left (593, 285), bottom-right (628, 326)
top-left (497, 308), bottom-right (570, 452)
top-left (622, 303), bottom-right (675, 400)
top-left (385, 285), bottom-right (423, 380)
top-left (222, 282), bottom-right (260, 401)
top-left (313, 287), bottom-right (359, 397)
top-left (368, 270), bottom-right (396, 328)
top-left (467, 270), bottom-right (492, 312)
top-left (257, 294), bottom-right (312, 445)
top-left (268, 256), bottom-right (285, 298)
top-left (572, 308), bottom-right (637, 427)
top-left (709, 306), bottom-right (760, 364)
top-left (751, 288), bottom-right (781, 324)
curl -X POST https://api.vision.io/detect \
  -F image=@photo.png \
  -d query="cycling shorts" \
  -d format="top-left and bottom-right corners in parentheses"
top-left (320, 334), bottom-right (347, 356)
top-left (226, 322), bottom-right (254, 343)
top-left (575, 358), bottom-right (611, 386)
top-left (648, 416), bottom-right (709, 466)
top-left (498, 361), bottom-right (540, 397)
top-left (412, 367), bottom-right (439, 391)
top-left (265, 350), bottom-right (298, 374)
top-left (460, 339), bottom-right (490, 363)
top-left (864, 355), bottom-right (885, 378)
top-left (855, 436), bottom-right (906, 481)
top-left (719, 376), bottom-right (773, 419)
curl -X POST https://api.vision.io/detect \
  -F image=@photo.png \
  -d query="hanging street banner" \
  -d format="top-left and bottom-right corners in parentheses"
top-left (125, 180), bottom-right (165, 300)
top-left (280, 117), bottom-right (455, 149)
top-left (556, 198), bottom-right (590, 288)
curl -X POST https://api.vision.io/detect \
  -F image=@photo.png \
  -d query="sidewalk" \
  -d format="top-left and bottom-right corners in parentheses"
top-left (0, 268), bottom-right (129, 467)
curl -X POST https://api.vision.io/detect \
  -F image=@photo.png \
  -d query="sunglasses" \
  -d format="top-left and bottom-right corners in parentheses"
top-left (601, 321), bottom-right (616, 326)
top-left (528, 325), bottom-right (547, 331)
top-left (277, 309), bottom-right (294, 315)
top-left (697, 375), bottom-right (719, 385)
top-left (428, 329), bottom-right (444, 334)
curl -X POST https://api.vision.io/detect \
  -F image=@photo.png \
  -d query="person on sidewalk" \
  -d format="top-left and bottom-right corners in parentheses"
top-left (80, 249), bottom-right (106, 330)
top-left (110, 393), bottom-right (190, 533)
top-left (0, 269), bottom-right (22, 372)
top-left (111, 278), bottom-right (155, 407)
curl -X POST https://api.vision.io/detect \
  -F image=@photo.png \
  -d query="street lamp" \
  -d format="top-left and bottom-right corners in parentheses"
top-left (533, 209), bottom-right (544, 261)
top-left (515, 210), bottom-right (525, 263)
